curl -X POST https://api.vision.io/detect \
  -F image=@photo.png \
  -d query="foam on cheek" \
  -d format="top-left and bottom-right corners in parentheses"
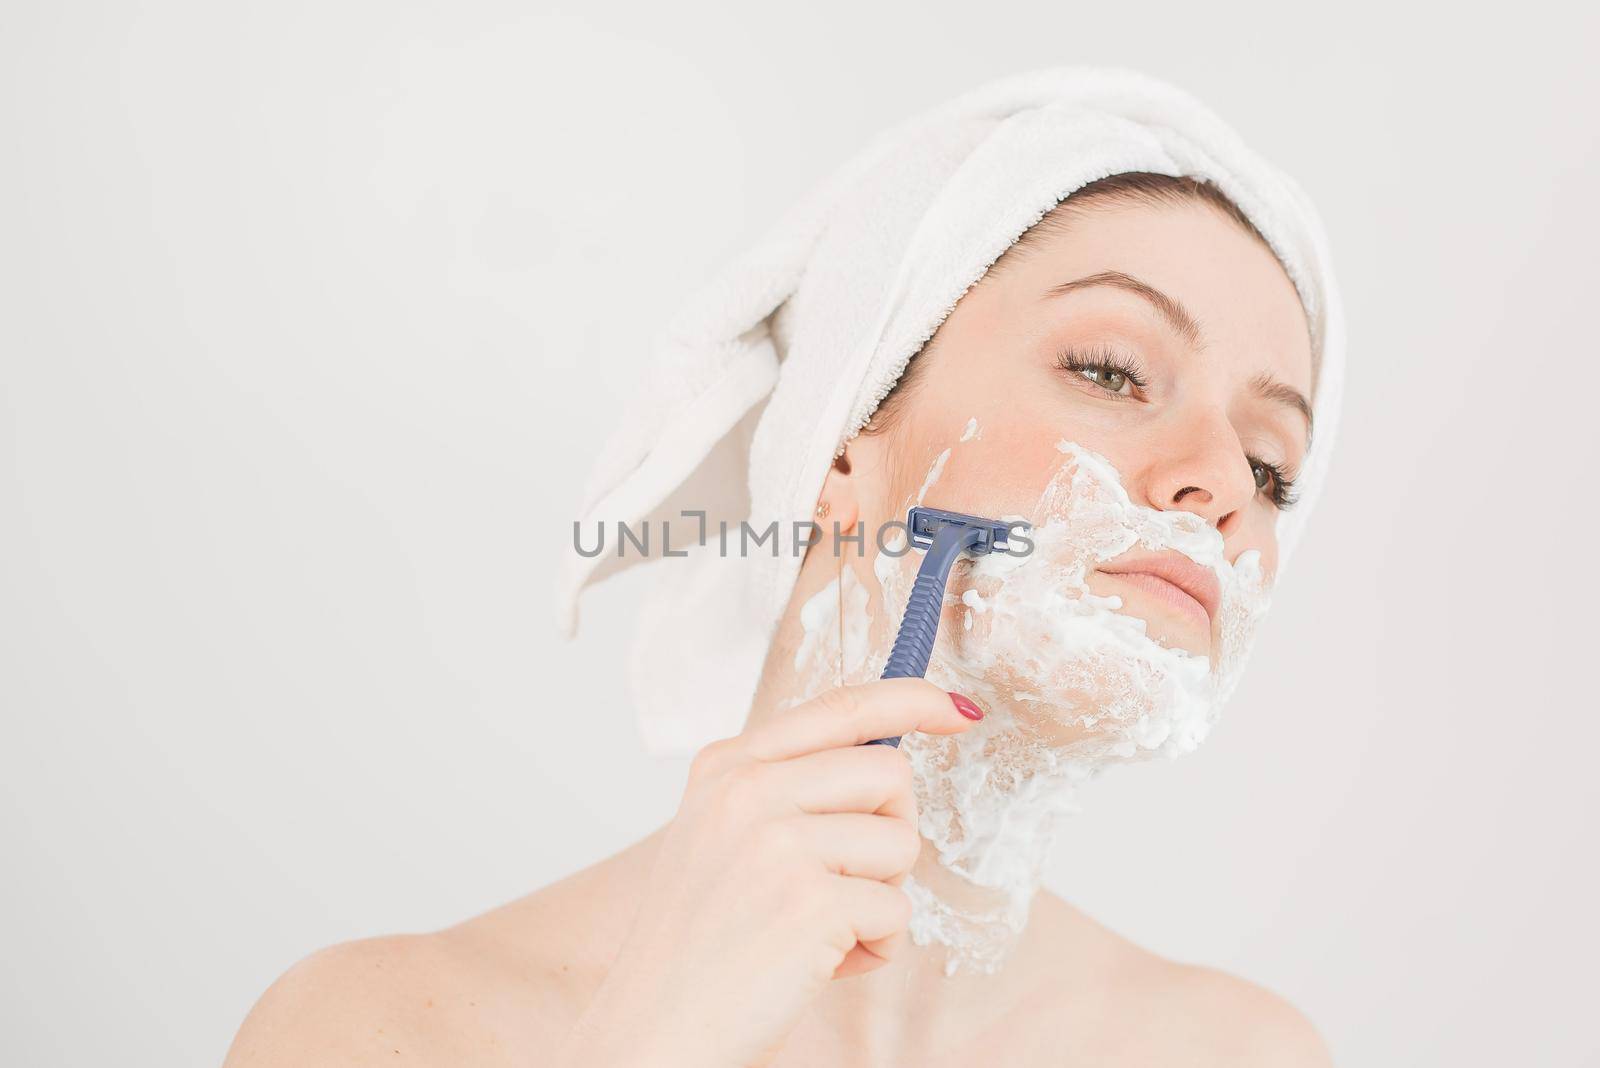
top-left (790, 430), bottom-right (1273, 977)
top-left (928, 440), bottom-right (1269, 749)
top-left (917, 447), bottom-right (952, 505)
top-left (883, 437), bottom-right (1272, 975)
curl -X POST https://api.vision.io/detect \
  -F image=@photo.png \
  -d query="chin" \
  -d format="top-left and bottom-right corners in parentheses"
top-left (1011, 705), bottom-right (1099, 749)
top-left (1123, 609), bottom-right (1211, 658)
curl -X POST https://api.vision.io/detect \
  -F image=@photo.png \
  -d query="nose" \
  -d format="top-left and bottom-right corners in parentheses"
top-left (1142, 410), bottom-right (1257, 532)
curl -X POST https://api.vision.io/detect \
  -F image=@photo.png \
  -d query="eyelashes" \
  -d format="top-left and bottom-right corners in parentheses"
top-left (1053, 343), bottom-right (1149, 395)
top-left (1052, 343), bottom-right (1300, 511)
top-left (1250, 458), bottom-right (1299, 510)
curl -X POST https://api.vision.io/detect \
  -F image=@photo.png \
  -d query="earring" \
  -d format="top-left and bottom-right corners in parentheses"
top-left (815, 500), bottom-right (831, 519)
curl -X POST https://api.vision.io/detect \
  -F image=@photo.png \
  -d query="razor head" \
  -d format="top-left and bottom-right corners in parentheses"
top-left (906, 506), bottom-right (1022, 555)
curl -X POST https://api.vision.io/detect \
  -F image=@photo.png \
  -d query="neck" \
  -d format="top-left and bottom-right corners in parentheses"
top-left (611, 823), bottom-right (1082, 1062)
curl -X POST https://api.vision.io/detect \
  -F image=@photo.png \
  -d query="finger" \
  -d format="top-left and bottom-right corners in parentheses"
top-left (834, 873), bottom-right (913, 947)
top-left (765, 744), bottom-right (917, 823)
top-left (853, 925), bottom-right (909, 975)
top-left (851, 878), bottom-right (914, 973)
top-left (744, 679), bottom-right (980, 763)
top-left (790, 812), bottom-right (922, 881)
top-left (833, 932), bottom-right (903, 980)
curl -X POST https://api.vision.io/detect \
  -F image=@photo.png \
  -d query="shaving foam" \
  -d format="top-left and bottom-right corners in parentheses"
top-left (792, 432), bottom-right (1272, 975)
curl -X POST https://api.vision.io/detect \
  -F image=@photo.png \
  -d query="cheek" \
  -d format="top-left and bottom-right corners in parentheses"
top-left (896, 404), bottom-right (1132, 513)
top-left (1237, 515), bottom-right (1281, 584)
top-left (882, 347), bottom-right (1146, 519)
top-left (891, 416), bottom-right (1285, 592)
top-left (904, 434), bottom-right (1075, 521)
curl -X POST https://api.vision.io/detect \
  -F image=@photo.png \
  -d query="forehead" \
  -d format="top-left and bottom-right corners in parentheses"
top-left (995, 200), bottom-right (1315, 396)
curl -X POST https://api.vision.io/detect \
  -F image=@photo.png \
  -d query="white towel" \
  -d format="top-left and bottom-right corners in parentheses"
top-left (558, 66), bottom-right (1346, 758)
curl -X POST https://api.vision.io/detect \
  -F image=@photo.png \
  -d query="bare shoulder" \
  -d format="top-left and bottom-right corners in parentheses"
top-left (221, 930), bottom-right (559, 1066)
top-left (222, 842), bottom-right (655, 1067)
top-left (221, 933), bottom-right (462, 1066)
top-left (1157, 962), bottom-right (1334, 1067)
top-left (1030, 894), bottom-right (1332, 1066)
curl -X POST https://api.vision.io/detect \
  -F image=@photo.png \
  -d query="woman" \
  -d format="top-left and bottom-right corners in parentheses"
top-left (226, 68), bottom-right (1343, 1066)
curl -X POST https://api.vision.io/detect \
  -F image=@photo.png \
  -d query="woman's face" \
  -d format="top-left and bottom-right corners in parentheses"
top-left (838, 198), bottom-right (1314, 662)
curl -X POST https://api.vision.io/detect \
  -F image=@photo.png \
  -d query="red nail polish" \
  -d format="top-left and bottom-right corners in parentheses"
top-left (948, 692), bottom-right (985, 720)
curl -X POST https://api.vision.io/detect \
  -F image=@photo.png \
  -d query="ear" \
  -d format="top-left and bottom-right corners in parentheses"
top-left (813, 447), bottom-right (862, 538)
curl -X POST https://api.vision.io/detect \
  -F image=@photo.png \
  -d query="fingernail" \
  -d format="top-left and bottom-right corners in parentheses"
top-left (948, 692), bottom-right (984, 721)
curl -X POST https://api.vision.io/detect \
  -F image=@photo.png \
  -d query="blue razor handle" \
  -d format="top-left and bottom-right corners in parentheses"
top-left (865, 507), bottom-right (1019, 748)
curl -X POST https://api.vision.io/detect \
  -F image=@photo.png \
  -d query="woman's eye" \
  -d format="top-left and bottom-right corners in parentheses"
top-left (1053, 346), bottom-right (1148, 398)
top-left (1079, 365), bottom-right (1130, 394)
top-left (1249, 457), bottom-right (1299, 510)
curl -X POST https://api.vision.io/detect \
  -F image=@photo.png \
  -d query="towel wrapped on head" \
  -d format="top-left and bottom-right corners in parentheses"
top-left (558, 66), bottom-right (1346, 758)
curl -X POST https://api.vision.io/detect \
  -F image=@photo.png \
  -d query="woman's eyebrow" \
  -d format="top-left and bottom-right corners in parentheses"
top-left (1041, 270), bottom-right (1203, 347)
top-left (1250, 371), bottom-right (1315, 445)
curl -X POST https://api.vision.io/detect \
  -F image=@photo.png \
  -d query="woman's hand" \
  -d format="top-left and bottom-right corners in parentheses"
top-left (554, 678), bottom-right (983, 1068)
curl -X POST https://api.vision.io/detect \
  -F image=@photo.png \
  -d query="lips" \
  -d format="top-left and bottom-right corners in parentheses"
top-left (1096, 550), bottom-right (1222, 628)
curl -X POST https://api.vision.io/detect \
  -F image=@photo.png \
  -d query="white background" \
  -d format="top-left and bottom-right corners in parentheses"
top-left (4, 3), bottom-right (1597, 1065)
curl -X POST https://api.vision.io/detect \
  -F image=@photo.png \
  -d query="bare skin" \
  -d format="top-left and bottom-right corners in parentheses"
top-left (224, 197), bottom-right (1334, 1067)
top-left (225, 834), bottom-right (1326, 1066)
